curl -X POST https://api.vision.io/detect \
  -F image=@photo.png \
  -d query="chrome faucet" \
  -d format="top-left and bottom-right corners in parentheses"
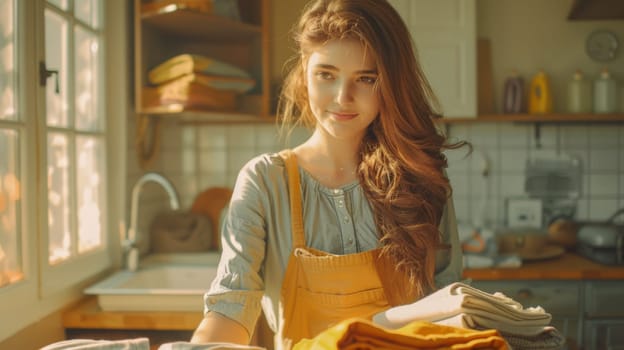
top-left (125, 172), bottom-right (180, 271)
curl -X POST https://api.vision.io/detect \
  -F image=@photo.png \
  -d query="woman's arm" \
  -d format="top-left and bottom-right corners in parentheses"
top-left (191, 311), bottom-right (250, 344)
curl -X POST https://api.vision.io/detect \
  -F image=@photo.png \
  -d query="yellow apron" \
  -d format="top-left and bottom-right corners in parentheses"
top-left (278, 150), bottom-right (416, 349)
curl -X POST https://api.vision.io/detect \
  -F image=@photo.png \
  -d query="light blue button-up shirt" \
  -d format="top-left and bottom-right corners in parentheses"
top-left (204, 152), bottom-right (462, 338)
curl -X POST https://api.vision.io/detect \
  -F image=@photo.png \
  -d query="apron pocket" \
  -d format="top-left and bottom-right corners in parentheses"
top-left (287, 286), bottom-right (389, 340)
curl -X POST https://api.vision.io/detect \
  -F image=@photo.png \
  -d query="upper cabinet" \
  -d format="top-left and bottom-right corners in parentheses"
top-left (133, 0), bottom-right (271, 121)
top-left (388, 0), bottom-right (477, 118)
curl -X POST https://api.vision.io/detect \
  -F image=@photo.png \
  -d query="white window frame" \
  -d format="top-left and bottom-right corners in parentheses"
top-left (0, 0), bottom-right (127, 341)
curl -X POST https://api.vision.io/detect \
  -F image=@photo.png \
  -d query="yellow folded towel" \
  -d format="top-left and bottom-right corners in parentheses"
top-left (294, 318), bottom-right (508, 350)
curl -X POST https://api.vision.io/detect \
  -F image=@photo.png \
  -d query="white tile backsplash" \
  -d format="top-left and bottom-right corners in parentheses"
top-left (528, 124), bottom-right (559, 149)
top-left (560, 125), bottom-right (588, 149)
top-left (589, 173), bottom-right (619, 197)
top-left (199, 149), bottom-right (228, 172)
top-left (198, 125), bottom-right (227, 149)
top-left (589, 125), bottom-right (620, 148)
top-left (589, 148), bottom-right (619, 172)
top-left (226, 125), bottom-right (257, 149)
top-left (588, 198), bottom-right (621, 221)
top-left (500, 149), bottom-right (527, 173)
top-left (135, 122), bottom-right (623, 230)
top-left (469, 123), bottom-right (499, 148)
top-left (499, 174), bottom-right (526, 197)
top-left (499, 123), bottom-right (529, 148)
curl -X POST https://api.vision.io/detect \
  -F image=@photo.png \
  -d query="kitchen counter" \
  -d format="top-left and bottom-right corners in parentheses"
top-left (63, 253), bottom-right (624, 331)
top-left (463, 252), bottom-right (624, 280)
top-left (63, 298), bottom-right (202, 330)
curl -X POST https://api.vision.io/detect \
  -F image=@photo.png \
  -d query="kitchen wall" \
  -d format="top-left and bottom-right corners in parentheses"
top-left (128, 0), bottom-right (624, 236)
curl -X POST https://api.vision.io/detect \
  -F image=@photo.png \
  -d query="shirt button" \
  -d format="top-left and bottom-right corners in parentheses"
top-left (333, 189), bottom-right (342, 195)
top-left (348, 238), bottom-right (354, 244)
top-left (343, 216), bottom-right (350, 223)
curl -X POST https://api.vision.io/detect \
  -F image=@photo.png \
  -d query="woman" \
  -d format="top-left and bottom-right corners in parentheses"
top-left (191, 0), bottom-right (466, 348)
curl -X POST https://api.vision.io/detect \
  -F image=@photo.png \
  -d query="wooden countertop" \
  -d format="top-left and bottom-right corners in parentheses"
top-left (63, 298), bottom-right (203, 330)
top-left (463, 252), bottom-right (624, 280)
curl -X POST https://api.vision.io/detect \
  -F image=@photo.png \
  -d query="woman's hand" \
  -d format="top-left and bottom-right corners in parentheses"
top-left (190, 311), bottom-right (250, 344)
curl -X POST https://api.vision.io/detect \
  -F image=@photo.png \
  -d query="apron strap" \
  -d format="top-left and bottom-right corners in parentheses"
top-left (280, 149), bottom-right (306, 248)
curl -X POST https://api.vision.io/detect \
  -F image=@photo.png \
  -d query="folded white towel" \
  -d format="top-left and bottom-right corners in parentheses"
top-left (40, 338), bottom-right (149, 350)
top-left (373, 282), bottom-right (551, 329)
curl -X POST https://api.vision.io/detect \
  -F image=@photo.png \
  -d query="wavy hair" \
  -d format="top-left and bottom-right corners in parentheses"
top-left (278, 0), bottom-right (467, 300)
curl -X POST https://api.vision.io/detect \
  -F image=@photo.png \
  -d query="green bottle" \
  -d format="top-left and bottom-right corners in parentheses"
top-left (593, 68), bottom-right (618, 114)
top-left (567, 69), bottom-right (592, 114)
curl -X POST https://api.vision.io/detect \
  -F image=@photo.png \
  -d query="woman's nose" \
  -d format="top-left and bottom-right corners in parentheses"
top-left (335, 80), bottom-right (354, 104)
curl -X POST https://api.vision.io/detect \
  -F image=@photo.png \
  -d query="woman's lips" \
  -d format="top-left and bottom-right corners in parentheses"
top-left (329, 111), bottom-right (358, 120)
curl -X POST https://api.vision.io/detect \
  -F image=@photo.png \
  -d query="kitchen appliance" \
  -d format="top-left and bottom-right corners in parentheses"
top-left (577, 208), bottom-right (624, 265)
top-left (524, 151), bottom-right (582, 226)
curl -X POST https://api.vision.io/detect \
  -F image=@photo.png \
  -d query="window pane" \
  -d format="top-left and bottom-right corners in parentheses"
top-left (76, 136), bottom-right (104, 253)
top-left (75, 0), bottom-right (100, 29)
top-left (47, 0), bottom-right (67, 11)
top-left (0, 0), bottom-right (16, 121)
top-left (0, 129), bottom-right (23, 287)
top-left (48, 132), bottom-right (71, 264)
top-left (75, 26), bottom-right (101, 131)
top-left (45, 9), bottom-right (68, 127)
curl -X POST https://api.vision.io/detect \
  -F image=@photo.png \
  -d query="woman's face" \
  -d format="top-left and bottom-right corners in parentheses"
top-left (305, 38), bottom-right (380, 141)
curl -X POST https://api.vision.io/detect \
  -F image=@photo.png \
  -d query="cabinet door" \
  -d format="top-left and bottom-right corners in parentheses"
top-left (584, 280), bottom-right (624, 318)
top-left (388, 0), bottom-right (476, 118)
top-left (584, 319), bottom-right (624, 350)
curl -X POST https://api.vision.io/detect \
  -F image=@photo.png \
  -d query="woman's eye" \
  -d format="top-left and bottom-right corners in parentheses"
top-left (359, 76), bottom-right (377, 84)
top-left (315, 71), bottom-right (334, 80)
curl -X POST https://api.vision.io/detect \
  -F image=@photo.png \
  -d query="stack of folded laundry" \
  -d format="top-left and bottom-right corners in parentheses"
top-left (294, 318), bottom-right (508, 350)
top-left (143, 53), bottom-right (256, 112)
top-left (373, 282), bottom-right (565, 350)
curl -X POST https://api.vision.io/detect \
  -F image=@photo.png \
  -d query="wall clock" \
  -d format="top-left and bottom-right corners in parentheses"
top-left (585, 29), bottom-right (619, 62)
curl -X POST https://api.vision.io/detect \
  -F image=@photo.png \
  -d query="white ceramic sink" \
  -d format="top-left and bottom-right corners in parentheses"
top-left (85, 252), bottom-right (220, 311)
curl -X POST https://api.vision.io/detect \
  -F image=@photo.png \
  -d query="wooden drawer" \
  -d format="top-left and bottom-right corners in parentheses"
top-left (584, 281), bottom-right (624, 318)
top-left (471, 280), bottom-right (581, 318)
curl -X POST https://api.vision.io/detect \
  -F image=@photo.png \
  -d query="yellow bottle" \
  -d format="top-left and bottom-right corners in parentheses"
top-left (528, 70), bottom-right (553, 114)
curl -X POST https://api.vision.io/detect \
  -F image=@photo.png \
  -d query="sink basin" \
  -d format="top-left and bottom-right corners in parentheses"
top-left (85, 252), bottom-right (220, 311)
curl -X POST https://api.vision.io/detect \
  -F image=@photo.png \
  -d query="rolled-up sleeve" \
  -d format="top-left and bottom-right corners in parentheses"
top-left (203, 159), bottom-right (270, 335)
top-left (434, 194), bottom-right (463, 288)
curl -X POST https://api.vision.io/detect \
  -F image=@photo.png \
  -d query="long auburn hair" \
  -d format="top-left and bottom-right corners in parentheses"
top-left (278, 0), bottom-right (467, 299)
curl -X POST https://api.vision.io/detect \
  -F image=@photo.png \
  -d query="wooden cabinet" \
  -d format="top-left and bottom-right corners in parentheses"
top-left (133, 0), bottom-right (271, 121)
top-left (388, 0), bottom-right (477, 118)
top-left (583, 280), bottom-right (624, 349)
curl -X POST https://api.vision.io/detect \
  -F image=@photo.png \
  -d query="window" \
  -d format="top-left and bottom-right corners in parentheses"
top-left (0, 0), bottom-right (126, 341)
top-left (0, 0), bottom-right (23, 289)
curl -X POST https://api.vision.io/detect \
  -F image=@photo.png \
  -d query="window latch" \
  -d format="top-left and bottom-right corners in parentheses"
top-left (39, 61), bottom-right (60, 94)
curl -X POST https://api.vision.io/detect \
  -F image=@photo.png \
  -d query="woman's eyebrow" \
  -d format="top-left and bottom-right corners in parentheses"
top-left (313, 63), bottom-right (338, 71)
top-left (313, 64), bottom-right (377, 74)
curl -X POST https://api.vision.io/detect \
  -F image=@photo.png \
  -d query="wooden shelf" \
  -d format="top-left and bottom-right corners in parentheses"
top-left (142, 9), bottom-right (261, 41)
top-left (145, 109), bottom-right (275, 124)
top-left (439, 113), bottom-right (624, 124)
